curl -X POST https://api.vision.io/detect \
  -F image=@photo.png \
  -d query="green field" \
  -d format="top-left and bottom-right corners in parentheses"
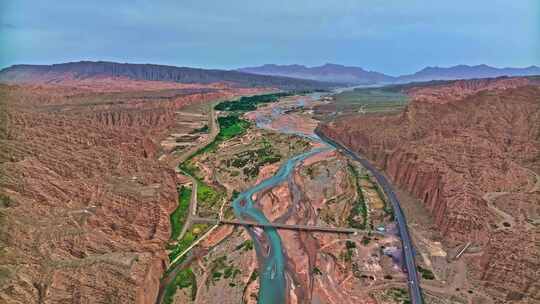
top-left (347, 164), bottom-right (368, 230)
top-left (170, 186), bottom-right (192, 240)
top-left (214, 92), bottom-right (293, 112)
top-left (166, 92), bottom-right (295, 302)
top-left (322, 87), bottom-right (408, 117)
top-left (163, 268), bottom-right (197, 304)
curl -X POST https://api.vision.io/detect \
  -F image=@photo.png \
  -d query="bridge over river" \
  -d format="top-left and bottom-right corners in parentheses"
top-left (191, 216), bottom-right (369, 234)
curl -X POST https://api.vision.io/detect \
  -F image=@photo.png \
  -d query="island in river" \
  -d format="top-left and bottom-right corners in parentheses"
top-left (163, 91), bottom-right (414, 304)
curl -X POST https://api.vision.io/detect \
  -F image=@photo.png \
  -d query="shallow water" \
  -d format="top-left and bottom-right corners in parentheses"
top-left (232, 92), bottom-right (330, 303)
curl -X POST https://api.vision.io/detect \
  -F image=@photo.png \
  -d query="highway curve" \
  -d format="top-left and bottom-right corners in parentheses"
top-left (315, 128), bottom-right (424, 304)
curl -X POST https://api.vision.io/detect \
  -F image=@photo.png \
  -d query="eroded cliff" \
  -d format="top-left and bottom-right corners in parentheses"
top-left (319, 77), bottom-right (540, 301)
top-left (0, 82), bottom-right (253, 303)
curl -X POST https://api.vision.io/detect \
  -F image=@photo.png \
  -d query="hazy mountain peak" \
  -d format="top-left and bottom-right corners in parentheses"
top-left (238, 63), bottom-right (394, 84)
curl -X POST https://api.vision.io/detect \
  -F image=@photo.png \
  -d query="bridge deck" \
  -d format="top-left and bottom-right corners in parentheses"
top-left (191, 216), bottom-right (360, 234)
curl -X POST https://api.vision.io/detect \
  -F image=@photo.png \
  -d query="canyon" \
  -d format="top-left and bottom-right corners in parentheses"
top-left (1, 65), bottom-right (539, 304)
top-left (319, 76), bottom-right (540, 303)
top-left (0, 78), bottom-right (266, 303)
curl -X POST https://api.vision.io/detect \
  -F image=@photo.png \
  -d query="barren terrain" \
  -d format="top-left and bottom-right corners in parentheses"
top-left (319, 77), bottom-right (540, 303)
top-left (0, 79), bottom-right (264, 303)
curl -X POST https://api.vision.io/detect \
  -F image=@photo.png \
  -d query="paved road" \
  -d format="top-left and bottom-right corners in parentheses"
top-left (316, 129), bottom-right (424, 304)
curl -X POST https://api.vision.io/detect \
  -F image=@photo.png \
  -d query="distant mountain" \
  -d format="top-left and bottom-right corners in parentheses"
top-left (237, 63), bottom-right (395, 85)
top-left (3, 61), bottom-right (539, 89)
top-left (239, 63), bottom-right (540, 85)
top-left (0, 61), bottom-right (337, 90)
top-left (396, 64), bottom-right (540, 83)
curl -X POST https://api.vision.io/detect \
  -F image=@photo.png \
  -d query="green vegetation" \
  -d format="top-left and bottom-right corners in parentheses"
top-left (225, 139), bottom-right (282, 179)
top-left (207, 256), bottom-right (241, 285)
top-left (247, 270), bottom-right (258, 283)
top-left (340, 240), bottom-right (358, 263)
top-left (331, 88), bottom-right (408, 114)
top-left (313, 267), bottom-right (322, 275)
top-left (417, 265), bottom-right (435, 280)
top-left (180, 115), bottom-right (251, 165)
top-left (386, 287), bottom-right (411, 304)
top-left (361, 236), bottom-right (371, 246)
top-left (167, 92), bottom-right (295, 302)
top-left (216, 115), bottom-right (251, 141)
top-left (347, 164), bottom-right (368, 229)
top-left (372, 181), bottom-right (394, 219)
top-left (231, 190), bottom-right (240, 200)
top-left (164, 221), bottom-right (208, 304)
top-left (190, 124), bottom-right (209, 134)
top-left (235, 240), bottom-right (254, 252)
top-left (170, 186), bottom-right (192, 240)
top-left (214, 92), bottom-right (294, 112)
top-left (163, 268), bottom-right (197, 304)
top-left (0, 194), bottom-right (12, 208)
top-left (168, 224), bottom-right (205, 262)
top-left (197, 181), bottom-right (222, 208)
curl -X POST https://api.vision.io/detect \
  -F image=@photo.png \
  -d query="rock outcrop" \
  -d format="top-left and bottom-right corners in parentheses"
top-left (0, 81), bottom-right (257, 303)
top-left (319, 77), bottom-right (540, 301)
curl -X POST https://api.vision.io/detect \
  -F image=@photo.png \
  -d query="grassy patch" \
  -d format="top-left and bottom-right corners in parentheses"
top-left (180, 115), bottom-right (251, 167)
top-left (372, 181), bottom-right (394, 219)
top-left (206, 256), bottom-right (242, 285)
top-left (217, 115), bottom-right (251, 140)
top-left (235, 240), bottom-right (254, 252)
top-left (347, 164), bottom-right (368, 229)
top-left (386, 287), bottom-right (411, 304)
top-left (224, 139), bottom-right (282, 179)
top-left (331, 88), bottom-right (408, 114)
top-left (170, 186), bottom-right (192, 240)
top-left (168, 223), bottom-right (209, 263)
top-left (0, 194), bottom-right (13, 208)
top-left (197, 181), bottom-right (222, 209)
top-left (163, 268), bottom-right (197, 304)
top-left (214, 92), bottom-right (294, 112)
top-left (417, 265), bottom-right (435, 280)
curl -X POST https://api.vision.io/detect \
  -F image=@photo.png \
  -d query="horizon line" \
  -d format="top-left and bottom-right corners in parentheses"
top-left (1, 59), bottom-right (539, 78)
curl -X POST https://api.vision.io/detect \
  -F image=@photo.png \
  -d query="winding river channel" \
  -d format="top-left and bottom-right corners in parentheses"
top-left (232, 146), bottom-right (329, 303)
top-left (232, 93), bottom-right (332, 303)
top-left (233, 90), bottom-right (422, 304)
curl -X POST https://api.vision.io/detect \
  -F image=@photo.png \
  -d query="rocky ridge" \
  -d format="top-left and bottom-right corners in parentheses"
top-left (0, 81), bottom-right (261, 303)
top-left (319, 77), bottom-right (540, 301)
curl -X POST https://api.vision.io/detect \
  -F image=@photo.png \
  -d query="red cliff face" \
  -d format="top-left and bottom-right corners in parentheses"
top-left (319, 78), bottom-right (540, 300)
top-left (321, 79), bottom-right (539, 243)
top-left (0, 82), bottom-right (259, 303)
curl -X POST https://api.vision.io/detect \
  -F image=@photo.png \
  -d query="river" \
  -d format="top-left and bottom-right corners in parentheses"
top-left (232, 92), bottom-right (333, 304)
top-left (231, 90), bottom-right (423, 304)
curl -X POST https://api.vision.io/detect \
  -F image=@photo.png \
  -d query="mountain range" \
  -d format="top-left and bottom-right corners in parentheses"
top-left (1, 61), bottom-right (539, 88)
top-left (238, 63), bottom-right (540, 85)
top-left (238, 63), bottom-right (394, 85)
top-left (0, 61), bottom-right (335, 91)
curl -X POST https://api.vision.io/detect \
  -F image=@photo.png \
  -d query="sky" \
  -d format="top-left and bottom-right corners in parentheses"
top-left (1, 0), bottom-right (539, 75)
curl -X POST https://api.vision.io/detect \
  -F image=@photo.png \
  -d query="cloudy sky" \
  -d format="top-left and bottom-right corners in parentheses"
top-left (1, 0), bottom-right (538, 75)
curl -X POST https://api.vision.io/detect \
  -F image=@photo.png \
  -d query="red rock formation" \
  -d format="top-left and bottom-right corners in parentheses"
top-left (0, 81), bottom-right (262, 303)
top-left (319, 78), bottom-right (540, 301)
